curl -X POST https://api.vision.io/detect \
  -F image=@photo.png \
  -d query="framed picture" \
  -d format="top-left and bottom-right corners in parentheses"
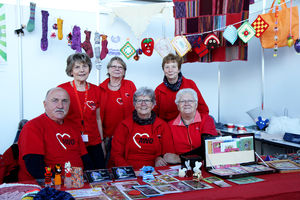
top-left (171, 36), bottom-right (191, 57)
top-left (111, 166), bottom-right (137, 180)
top-left (266, 160), bottom-right (300, 173)
top-left (84, 169), bottom-right (112, 183)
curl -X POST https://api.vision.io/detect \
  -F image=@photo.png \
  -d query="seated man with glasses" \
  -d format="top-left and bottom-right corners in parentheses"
top-left (111, 87), bottom-right (180, 169)
top-left (168, 88), bottom-right (218, 156)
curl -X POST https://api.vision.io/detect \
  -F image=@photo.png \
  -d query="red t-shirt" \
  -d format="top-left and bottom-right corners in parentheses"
top-left (111, 117), bottom-right (175, 169)
top-left (18, 114), bottom-right (87, 181)
top-left (58, 82), bottom-right (101, 146)
top-left (154, 76), bottom-right (209, 122)
top-left (102, 90), bottom-right (124, 138)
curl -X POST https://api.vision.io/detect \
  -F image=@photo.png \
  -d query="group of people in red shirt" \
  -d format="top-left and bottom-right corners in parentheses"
top-left (17, 53), bottom-right (218, 181)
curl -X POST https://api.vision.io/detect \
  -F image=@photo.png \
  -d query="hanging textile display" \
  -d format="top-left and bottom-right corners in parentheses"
top-left (0, 3), bottom-right (7, 63)
top-left (173, 0), bottom-right (249, 63)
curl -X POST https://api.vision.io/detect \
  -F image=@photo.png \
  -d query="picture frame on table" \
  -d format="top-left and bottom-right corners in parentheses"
top-left (84, 169), bottom-right (112, 183)
top-left (133, 185), bottom-right (162, 197)
top-left (266, 159), bottom-right (300, 173)
top-left (111, 166), bottom-right (137, 180)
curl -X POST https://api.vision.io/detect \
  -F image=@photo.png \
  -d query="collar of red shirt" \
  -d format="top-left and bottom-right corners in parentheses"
top-left (172, 111), bottom-right (202, 126)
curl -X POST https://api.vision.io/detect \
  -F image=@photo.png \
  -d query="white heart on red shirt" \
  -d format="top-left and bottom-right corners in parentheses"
top-left (116, 98), bottom-right (123, 105)
top-left (56, 133), bottom-right (71, 150)
top-left (133, 133), bottom-right (149, 148)
top-left (86, 101), bottom-right (96, 110)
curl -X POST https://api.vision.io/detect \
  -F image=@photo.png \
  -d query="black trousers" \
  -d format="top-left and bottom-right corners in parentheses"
top-left (86, 143), bottom-right (105, 169)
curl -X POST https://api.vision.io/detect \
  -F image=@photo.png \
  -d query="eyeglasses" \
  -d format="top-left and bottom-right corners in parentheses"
top-left (135, 99), bottom-right (152, 105)
top-left (178, 100), bottom-right (196, 105)
top-left (109, 65), bottom-right (124, 70)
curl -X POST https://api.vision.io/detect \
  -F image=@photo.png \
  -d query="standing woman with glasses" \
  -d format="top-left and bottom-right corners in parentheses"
top-left (99, 57), bottom-right (136, 166)
top-left (111, 87), bottom-right (180, 169)
top-left (154, 53), bottom-right (209, 122)
top-left (169, 88), bottom-right (217, 156)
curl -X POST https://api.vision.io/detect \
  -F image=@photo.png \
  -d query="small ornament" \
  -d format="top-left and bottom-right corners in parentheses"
top-left (140, 166), bottom-right (155, 181)
top-left (171, 36), bottom-right (191, 57)
top-left (256, 116), bottom-right (269, 130)
top-left (67, 32), bottom-right (72, 46)
top-left (273, 6), bottom-right (279, 57)
top-left (192, 36), bottom-right (208, 58)
top-left (54, 164), bottom-right (62, 190)
top-left (52, 23), bottom-right (58, 30)
top-left (252, 15), bottom-right (269, 38)
top-left (44, 166), bottom-right (52, 187)
top-left (14, 25), bottom-right (26, 36)
top-left (204, 33), bottom-right (220, 50)
top-left (287, 35), bottom-right (294, 47)
top-left (155, 38), bottom-right (174, 58)
top-left (223, 25), bottom-right (238, 45)
top-left (64, 161), bottom-right (72, 189)
top-left (138, 48), bottom-right (143, 55)
top-left (133, 51), bottom-right (139, 61)
top-left (178, 168), bottom-right (187, 178)
top-left (120, 41), bottom-right (136, 59)
top-left (50, 30), bottom-right (56, 38)
top-left (237, 22), bottom-right (256, 43)
top-left (141, 38), bottom-right (154, 56)
top-left (294, 39), bottom-right (300, 54)
top-left (192, 161), bottom-right (203, 182)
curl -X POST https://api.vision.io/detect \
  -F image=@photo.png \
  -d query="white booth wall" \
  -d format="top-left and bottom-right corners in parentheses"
top-left (1, 0), bottom-right (300, 154)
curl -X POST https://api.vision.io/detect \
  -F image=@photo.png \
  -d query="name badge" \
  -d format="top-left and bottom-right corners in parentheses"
top-left (82, 134), bottom-right (89, 142)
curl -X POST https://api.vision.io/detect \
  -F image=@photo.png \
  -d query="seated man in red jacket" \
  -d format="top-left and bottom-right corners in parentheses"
top-left (168, 88), bottom-right (218, 156)
top-left (18, 87), bottom-right (92, 181)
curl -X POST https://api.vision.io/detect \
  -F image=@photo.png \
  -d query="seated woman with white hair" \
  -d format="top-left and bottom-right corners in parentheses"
top-left (169, 88), bottom-right (218, 156)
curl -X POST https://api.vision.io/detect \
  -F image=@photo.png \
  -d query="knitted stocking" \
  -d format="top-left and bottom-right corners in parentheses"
top-left (26, 2), bottom-right (36, 32)
top-left (94, 32), bottom-right (101, 63)
top-left (41, 10), bottom-right (49, 51)
top-left (100, 35), bottom-right (108, 60)
top-left (81, 30), bottom-right (93, 58)
top-left (71, 25), bottom-right (82, 53)
top-left (57, 18), bottom-right (63, 40)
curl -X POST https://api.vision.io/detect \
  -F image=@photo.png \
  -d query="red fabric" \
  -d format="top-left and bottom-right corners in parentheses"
top-left (58, 82), bottom-right (101, 146)
top-left (0, 146), bottom-right (18, 184)
top-left (18, 114), bottom-right (87, 181)
top-left (154, 76), bottom-right (209, 122)
top-left (99, 78), bottom-right (136, 138)
top-left (169, 112), bottom-right (218, 154)
top-left (111, 117), bottom-right (175, 169)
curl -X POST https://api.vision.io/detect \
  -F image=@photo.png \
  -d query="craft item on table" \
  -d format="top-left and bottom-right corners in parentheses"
top-left (111, 166), bottom-right (137, 180)
top-left (81, 30), bottom-right (93, 58)
top-left (237, 126), bottom-right (247, 133)
top-left (153, 184), bottom-right (181, 194)
top-left (204, 33), bottom-right (220, 50)
top-left (64, 162), bottom-right (72, 189)
top-left (228, 176), bottom-right (264, 184)
top-left (111, 35), bottom-right (120, 43)
top-left (294, 39), bottom-right (300, 54)
top-left (71, 167), bottom-right (84, 188)
top-left (252, 15), bottom-right (269, 38)
top-left (171, 36), bottom-right (191, 57)
top-left (33, 187), bottom-right (75, 200)
top-left (181, 180), bottom-right (213, 190)
top-left (54, 164), bottom-right (62, 190)
top-left (133, 185), bottom-right (162, 197)
top-left (21, 188), bottom-right (41, 199)
top-left (44, 166), bottom-right (52, 187)
top-left (192, 36), bottom-right (208, 58)
top-left (155, 38), bottom-right (174, 58)
top-left (178, 168), bottom-right (187, 178)
top-left (140, 166), bottom-right (155, 181)
top-left (14, 25), bottom-right (26, 36)
top-left (192, 161), bottom-right (203, 181)
top-left (223, 25), bottom-right (238, 45)
top-left (185, 160), bottom-right (192, 177)
top-left (274, 5), bottom-right (279, 57)
top-left (141, 38), bottom-right (154, 56)
top-left (71, 25), bottom-right (82, 53)
top-left (50, 23), bottom-right (57, 38)
top-left (156, 174), bottom-right (179, 183)
top-left (40, 10), bottom-right (49, 51)
top-left (67, 32), bottom-right (72, 46)
top-left (256, 116), bottom-right (269, 130)
top-left (100, 34), bottom-right (108, 60)
top-left (120, 41), bottom-right (136, 59)
top-left (26, 2), bottom-right (36, 32)
top-left (237, 21), bottom-right (256, 43)
top-left (85, 169), bottom-right (112, 183)
top-left (57, 18), bottom-right (63, 40)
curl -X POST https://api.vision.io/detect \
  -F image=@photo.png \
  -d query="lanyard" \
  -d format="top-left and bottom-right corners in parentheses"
top-left (72, 80), bottom-right (88, 134)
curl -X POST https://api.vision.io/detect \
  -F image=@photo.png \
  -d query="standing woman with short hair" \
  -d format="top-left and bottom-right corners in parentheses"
top-left (58, 53), bottom-right (105, 169)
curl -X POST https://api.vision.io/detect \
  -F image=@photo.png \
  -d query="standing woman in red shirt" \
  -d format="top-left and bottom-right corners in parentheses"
top-left (154, 53), bottom-right (209, 122)
top-left (58, 53), bottom-right (105, 169)
top-left (99, 57), bottom-right (136, 165)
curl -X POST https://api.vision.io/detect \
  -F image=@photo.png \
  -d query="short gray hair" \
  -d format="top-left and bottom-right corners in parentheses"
top-left (45, 87), bottom-right (69, 101)
top-left (175, 88), bottom-right (198, 105)
top-left (133, 87), bottom-right (156, 105)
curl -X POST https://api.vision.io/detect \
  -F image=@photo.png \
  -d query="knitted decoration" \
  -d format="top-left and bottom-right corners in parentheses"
top-left (120, 41), bottom-right (136, 59)
top-left (71, 25), bottom-right (82, 53)
top-left (26, 2), bottom-right (36, 32)
top-left (100, 35), bottom-right (108, 60)
top-left (155, 38), bottom-right (174, 58)
top-left (94, 32), bottom-right (101, 64)
top-left (192, 36), bottom-right (208, 58)
top-left (251, 15), bottom-right (269, 38)
top-left (204, 33), bottom-right (220, 50)
top-left (41, 10), bottom-right (49, 51)
top-left (237, 22), bottom-right (256, 43)
top-left (171, 36), bottom-right (191, 57)
top-left (57, 18), bottom-right (63, 40)
top-left (141, 38), bottom-right (154, 56)
top-left (223, 25), bottom-right (238, 45)
top-left (81, 30), bottom-right (93, 58)
top-left (67, 32), bottom-right (72, 46)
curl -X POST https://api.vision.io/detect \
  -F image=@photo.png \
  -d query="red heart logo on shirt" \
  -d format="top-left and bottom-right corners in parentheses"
top-left (56, 133), bottom-right (71, 150)
top-left (133, 133), bottom-right (150, 148)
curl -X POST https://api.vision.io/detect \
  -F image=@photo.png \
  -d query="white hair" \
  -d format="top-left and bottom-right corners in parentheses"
top-left (175, 88), bottom-right (198, 105)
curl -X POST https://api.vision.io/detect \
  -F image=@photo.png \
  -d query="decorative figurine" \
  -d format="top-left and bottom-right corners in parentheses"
top-left (140, 166), bottom-right (155, 181)
top-left (178, 168), bottom-right (187, 178)
top-left (185, 160), bottom-right (193, 177)
top-left (14, 25), bottom-right (26, 36)
top-left (256, 116), bottom-right (269, 130)
top-left (54, 164), bottom-right (62, 190)
top-left (193, 161), bottom-right (203, 181)
top-left (44, 166), bottom-right (52, 187)
top-left (64, 161), bottom-right (72, 189)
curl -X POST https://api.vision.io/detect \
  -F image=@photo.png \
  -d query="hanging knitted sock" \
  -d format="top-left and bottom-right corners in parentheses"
top-left (71, 25), bottom-right (82, 53)
top-left (41, 10), bottom-right (49, 51)
top-left (94, 32), bottom-right (101, 63)
top-left (57, 18), bottom-right (63, 40)
top-left (100, 35), bottom-right (108, 60)
top-left (81, 30), bottom-right (93, 58)
top-left (26, 2), bottom-right (36, 32)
